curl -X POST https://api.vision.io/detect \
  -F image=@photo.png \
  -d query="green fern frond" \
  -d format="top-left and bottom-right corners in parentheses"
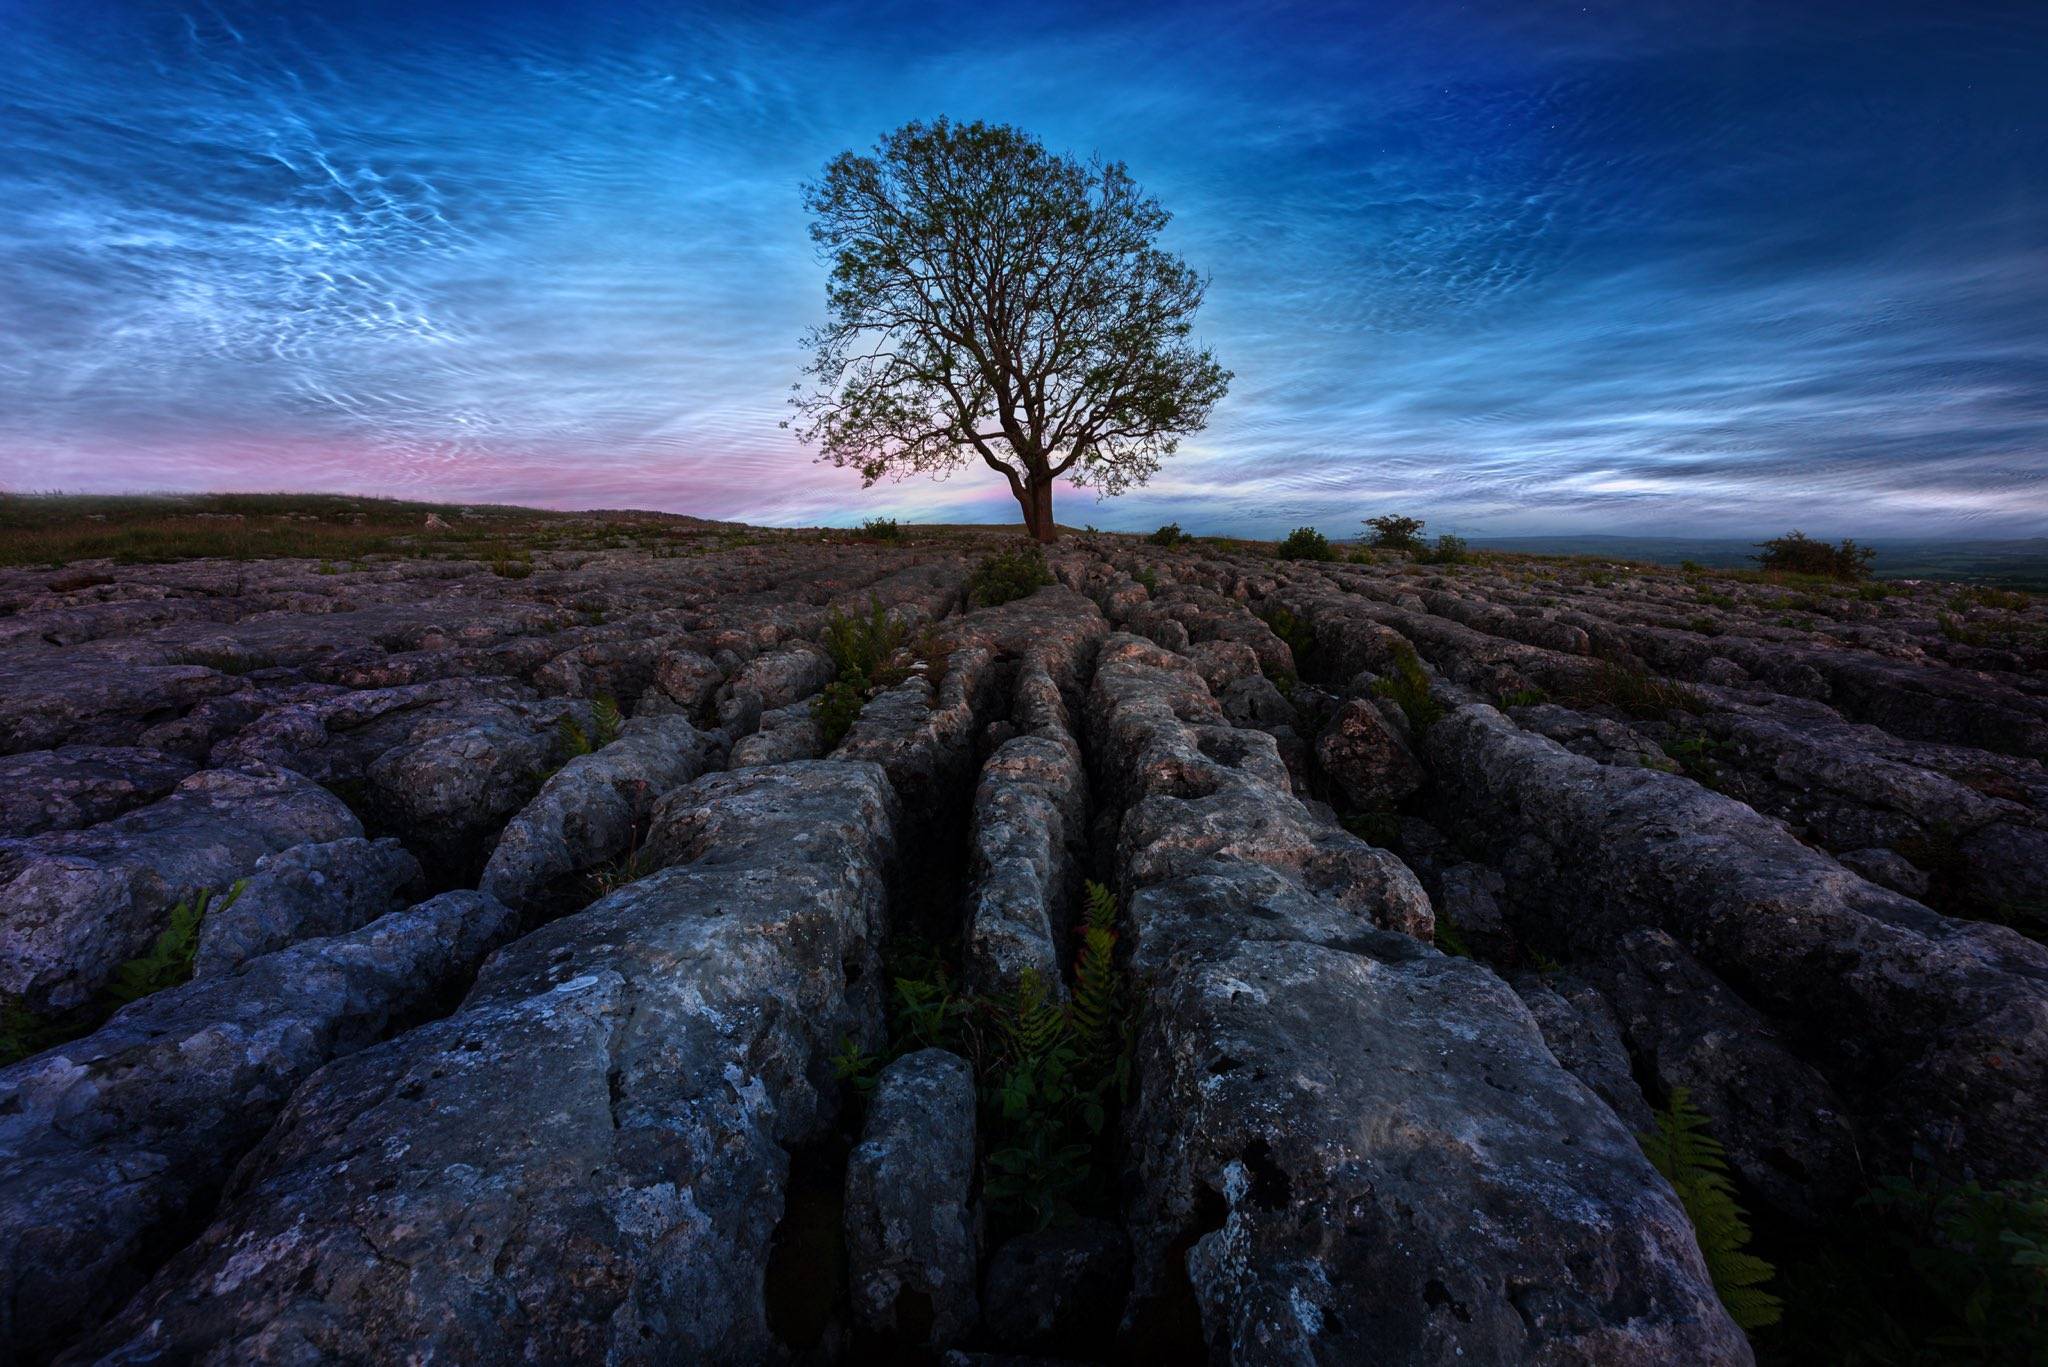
top-left (1071, 926), bottom-right (1121, 1062)
top-left (1005, 969), bottom-right (1071, 1065)
top-left (1640, 1087), bottom-right (1783, 1331)
top-left (104, 881), bottom-right (243, 1007)
top-left (592, 695), bottom-right (622, 747)
top-left (1082, 879), bottom-right (1118, 935)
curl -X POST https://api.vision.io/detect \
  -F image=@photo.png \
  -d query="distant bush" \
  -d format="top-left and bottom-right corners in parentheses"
top-left (1416, 533), bottom-right (1468, 565)
top-left (1275, 527), bottom-right (1335, 561)
top-left (1755, 531), bottom-right (1875, 582)
top-left (969, 543), bottom-right (1054, 608)
top-left (858, 516), bottom-right (902, 541)
top-left (1147, 522), bottom-right (1189, 547)
top-left (1365, 514), bottom-right (1426, 551)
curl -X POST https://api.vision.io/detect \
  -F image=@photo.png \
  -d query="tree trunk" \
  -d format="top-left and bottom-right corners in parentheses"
top-left (1016, 479), bottom-right (1057, 543)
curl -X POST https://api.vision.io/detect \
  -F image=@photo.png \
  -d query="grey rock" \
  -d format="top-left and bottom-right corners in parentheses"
top-left (980, 1218), bottom-right (1129, 1356)
top-left (479, 713), bottom-right (726, 914)
top-left (0, 745), bottom-right (195, 837)
top-left (1595, 928), bottom-right (1865, 1225)
top-left (193, 836), bottom-right (424, 977)
top-left (1514, 972), bottom-right (1655, 1133)
top-left (1436, 859), bottom-right (1511, 959)
top-left (1837, 846), bottom-right (1931, 899)
top-left (1314, 696), bottom-right (1426, 806)
top-left (1426, 702), bottom-right (2048, 1181)
top-left (1091, 633), bottom-right (1746, 1362)
top-left (844, 1048), bottom-right (980, 1346)
top-left (963, 735), bottom-right (1088, 997)
top-left (0, 890), bottom-right (517, 1362)
top-left (729, 702), bottom-right (824, 767)
top-left (75, 761), bottom-right (898, 1364)
top-left (0, 764), bottom-right (360, 1012)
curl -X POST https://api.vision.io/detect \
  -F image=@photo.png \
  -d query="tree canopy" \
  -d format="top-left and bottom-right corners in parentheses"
top-left (790, 118), bottom-right (1230, 541)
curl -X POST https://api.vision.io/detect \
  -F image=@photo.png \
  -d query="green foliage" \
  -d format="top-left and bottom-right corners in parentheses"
top-left (1274, 526), bottom-right (1335, 561)
top-left (812, 675), bottom-right (869, 750)
top-left (1372, 644), bottom-right (1444, 732)
top-left (1147, 522), bottom-right (1189, 547)
top-left (1696, 588), bottom-right (1738, 609)
top-left (558, 696), bottom-right (623, 759)
top-left (104, 882), bottom-right (243, 1007)
top-left (1131, 566), bottom-right (1158, 594)
top-left (1639, 1088), bottom-right (1781, 1331)
top-left (490, 555), bottom-right (534, 579)
top-left (822, 596), bottom-right (909, 682)
top-left (1364, 514), bottom-right (1426, 550)
top-left (0, 996), bottom-right (75, 1067)
top-left (969, 543), bottom-right (1055, 608)
top-left (1340, 808), bottom-right (1401, 847)
top-left (1496, 686), bottom-right (1549, 709)
top-left (1263, 605), bottom-right (1318, 674)
top-left (1755, 530), bottom-right (1876, 582)
top-left (862, 882), bottom-right (1133, 1234)
top-left (858, 516), bottom-right (902, 541)
top-left (1557, 661), bottom-right (1706, 719)
top-left (792, 118), bottom-right (1231, 535)
top-left (1415, 533), bottom-right (1469, 565)
top-left (1665, 730), bottom-right (1738, 790)
top-left (1772, 1171), bottom-right (2048, 1363)
top-left (1857, 581), bottom-right (1895, 601)
top-left (1432, 914), bottom-right (1471, 957)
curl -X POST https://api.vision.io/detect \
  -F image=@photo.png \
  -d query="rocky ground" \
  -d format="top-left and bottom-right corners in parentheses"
top-left (1, 517), bottom-right (2044, 1364)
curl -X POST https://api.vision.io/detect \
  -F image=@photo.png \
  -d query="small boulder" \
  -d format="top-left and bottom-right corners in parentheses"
top-left (844, 1048), bottom-right (980, 1346)
top-left (1315, 697), bottom-right (1425, 806)
top-left (980, 1217), bottom-right (1129, 1356)
top-left (193, 836), bottom-right (424, 977)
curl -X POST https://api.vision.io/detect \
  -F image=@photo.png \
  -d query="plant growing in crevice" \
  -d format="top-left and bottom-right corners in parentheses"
top-left (105, 881), bottom-right (245, 1007)
top-left (968, 543), bottom-right (1055, 607)
top-left (1557, 661), bottom-right (1706, 719)
top-left (1262, 606), bottom-right (1318, 675)
top-left (1372, 644), bottom-right (1444, 732)
top-left (1639, 1087), bottom-right (1781, 1331)
top-left (843, 882), bottom-right (1134, 1235)
top-left (559, 696), bottom-right (623, 759)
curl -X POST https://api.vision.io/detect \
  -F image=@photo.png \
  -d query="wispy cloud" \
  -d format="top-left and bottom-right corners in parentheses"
top-left (0, 0), bottom-right (2042, 536)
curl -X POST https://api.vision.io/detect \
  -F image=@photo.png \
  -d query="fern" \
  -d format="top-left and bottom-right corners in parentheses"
top-left (1640, 1087), bottom-right (1782, 1330)
top-left (591, 695), bottom-right (622, 748)
top-left (104, 882), bottom-right (243, 1007)
top-left (1070, 882), bottom-right (1122, 1066)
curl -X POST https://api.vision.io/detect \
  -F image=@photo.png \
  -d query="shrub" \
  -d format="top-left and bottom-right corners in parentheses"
top-left (1754, 531), bottom-right (1875, 581)
top-left (1640, 1089), bottom-right (1781, 1330)
top-left (1132, 566), bottom-right (1158, 594)
top-left (858, 516), bottom-right (902, 541)
top-left (969, 543), bottom-right (1055, 607)
top-left (490, 555), bottom-right (534, 579)
top-left (1557, 661), bottom-right (1706, 718)
top-left (1146, 522), bottom-right (1188, 547)
top-left (1365, 514), bottom-right (1426, 551)
top-left (821, 596), bottom-right (908, 682)
top-left (1416, 533), bottom-right (1468, 565)
top-left (812, 675), bottom-right (868, 749)
top-left (1275, 526), bottom-right (1335, 561)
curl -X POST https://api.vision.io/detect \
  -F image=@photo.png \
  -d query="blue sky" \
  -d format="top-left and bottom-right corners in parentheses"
top-left (2, 0), bottom-right (2044, 536)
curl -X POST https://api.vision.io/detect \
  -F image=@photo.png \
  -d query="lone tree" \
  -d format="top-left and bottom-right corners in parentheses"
top-left (791, 118), bottom-right (1230, 542)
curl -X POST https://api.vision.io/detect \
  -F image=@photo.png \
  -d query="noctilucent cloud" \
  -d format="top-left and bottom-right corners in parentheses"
top-left (3, 0), bottom-right (2044, 537)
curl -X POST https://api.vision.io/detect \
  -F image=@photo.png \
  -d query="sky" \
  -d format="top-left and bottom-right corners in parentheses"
top-left (2, 0), bottom-right (2044, 538)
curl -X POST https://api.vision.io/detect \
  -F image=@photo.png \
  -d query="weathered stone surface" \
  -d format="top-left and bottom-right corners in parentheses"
top-left (729, 702), bottom-right (824, 767)
top-left (980, 1217), bottom-right (1130, 1357)
top-left (1091, 633), bottom-right (1745, 1362)
top-left (1089, 635), bottom-right (1431, 939)
top-left (963, 734), bottom-right (1088, 997)
top-left (844, 1048), bottom-right (980, 1346)
top-left (1427, 702), bottom-right (2048, 1181)
top-left (0, 890), bottom-right (517, 1362)
top-left (479, 713), bottom-right (726, 914)
top-left (193, 835), bottom-right (424, 976)
top-left (0, 745), bottom-right (196, 837)
top-left (74, 761), bottom-right (898, 1365)
top-left (1593, 928), bottom-right (1865, 1225)
top-left (1514, 971), bottom-right (1655, 1133)
top-left (1314, 695), bottom-right (1425, 806)
top-left (0, 765), bottom-right (360, 1012)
